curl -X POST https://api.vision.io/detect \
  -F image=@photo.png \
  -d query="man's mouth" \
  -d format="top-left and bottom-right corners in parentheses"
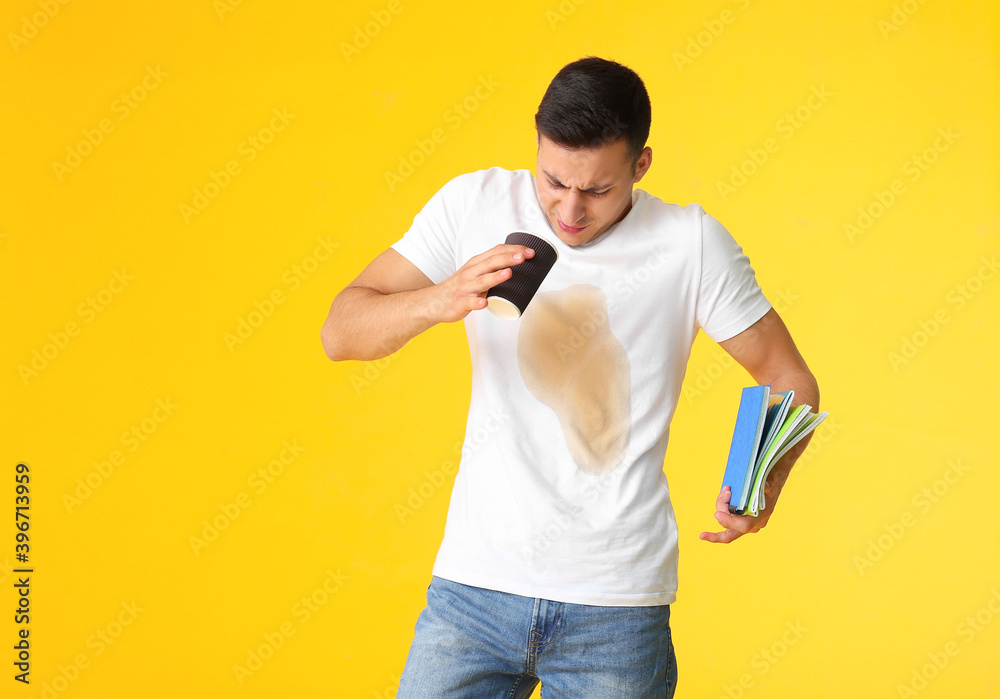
top-left (557, 218), bottom-right (588, 234)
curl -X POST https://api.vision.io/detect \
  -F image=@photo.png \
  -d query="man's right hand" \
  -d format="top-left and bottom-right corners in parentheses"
top-left (423, 244), bottom-right (536, 324)
top-left (322, 243), bottom-right (535, 361)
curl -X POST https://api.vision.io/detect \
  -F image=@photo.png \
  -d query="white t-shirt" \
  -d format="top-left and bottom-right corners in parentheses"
top-left (391, 167), bottom-right (771, 606)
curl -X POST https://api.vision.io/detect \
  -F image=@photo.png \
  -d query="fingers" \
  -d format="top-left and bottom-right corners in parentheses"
top-left (465, 295), bottom-right (488, 311)
top-left (700, 514), bottom-right (752, 544)
top-left (430, 245), bottom-right (538, 323)
top-left (464, 244), bottom-right (535, 278)
top-left (716, 485), bottom-right (733, 509)
top-left (713, 486), bottom-right (752, 530)
top-left (700, 485), bottom-right (758, 544)
top-left (486, 243), bottom-right (537, 260)
top-left (699, 528), bottom-right (743, 544)
top-left (488, 266), bottom-right (513, 288)
top-left (455, 265), bottom-right (513, 303)
top-left (455, 245), bottom-right (536, 299)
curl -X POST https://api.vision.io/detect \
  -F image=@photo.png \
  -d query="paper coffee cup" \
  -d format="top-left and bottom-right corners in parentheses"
top-left (486, 232), bottom-right (558, 320)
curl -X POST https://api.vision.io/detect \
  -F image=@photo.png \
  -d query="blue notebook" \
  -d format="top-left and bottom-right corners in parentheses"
top-left (720, 385), bottom-right (828, 515)
top-left (721, 385), bottom-right (770, 514)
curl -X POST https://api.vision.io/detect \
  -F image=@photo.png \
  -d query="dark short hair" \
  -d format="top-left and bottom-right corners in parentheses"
top-left (534, 56), bottom-right (651, 165)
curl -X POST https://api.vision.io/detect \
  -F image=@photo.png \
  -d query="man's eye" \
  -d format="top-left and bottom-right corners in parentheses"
top-left (547, 180), bottom-right (609, 196)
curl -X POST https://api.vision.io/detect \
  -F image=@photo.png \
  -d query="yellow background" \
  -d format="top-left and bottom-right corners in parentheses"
top-left (2, 0), bottom-right (998, 697)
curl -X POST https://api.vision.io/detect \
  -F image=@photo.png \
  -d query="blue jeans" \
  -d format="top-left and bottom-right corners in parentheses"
top-left (397, 576), bottom-right (677, 698)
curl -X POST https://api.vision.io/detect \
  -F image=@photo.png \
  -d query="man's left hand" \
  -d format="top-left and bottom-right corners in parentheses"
top-left (699, 485), bottom-right (773, 544)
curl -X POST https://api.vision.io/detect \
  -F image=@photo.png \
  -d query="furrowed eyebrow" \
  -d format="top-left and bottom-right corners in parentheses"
top-left (542, 170), bottom-right (613, 193)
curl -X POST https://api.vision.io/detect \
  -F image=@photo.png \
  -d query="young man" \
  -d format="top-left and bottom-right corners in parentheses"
top-left (322, 57), bottom-right (819, 698)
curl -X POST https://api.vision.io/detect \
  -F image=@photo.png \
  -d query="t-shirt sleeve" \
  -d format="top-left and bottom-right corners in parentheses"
top-left (695, 210), bottom-right (773, 342)
top-left (390, 172), bottom-right (478, 285)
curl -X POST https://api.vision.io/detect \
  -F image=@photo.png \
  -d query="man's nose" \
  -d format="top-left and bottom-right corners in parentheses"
top-left (559, 191), bottom-right (587, 224)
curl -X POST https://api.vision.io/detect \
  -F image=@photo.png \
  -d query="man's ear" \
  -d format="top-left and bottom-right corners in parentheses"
top-left (633, 146), bottom-right (653, 183)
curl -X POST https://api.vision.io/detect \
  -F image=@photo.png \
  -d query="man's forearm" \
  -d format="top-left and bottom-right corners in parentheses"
top-left (761, 368), bottom-right (820, 493)
top-left (321, 285), bottom-right (438, 362)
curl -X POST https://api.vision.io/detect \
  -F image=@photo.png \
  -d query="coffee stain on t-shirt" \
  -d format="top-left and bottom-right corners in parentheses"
top-left (517, 284), bottom-right (631, 475)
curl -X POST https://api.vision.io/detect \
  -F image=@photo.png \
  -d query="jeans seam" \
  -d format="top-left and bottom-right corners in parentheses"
top-left (664, 614), bottom-right (676, 698)
top-left (552, 602), bottom-right (563, 643)
top-left (525, 598), bottom-right (541, 676)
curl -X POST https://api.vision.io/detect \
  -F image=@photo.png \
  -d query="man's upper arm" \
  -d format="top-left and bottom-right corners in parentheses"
top-left (346, 247), bottom-right (435, 296)
top-left (717, 308), bottom-right (811, 386)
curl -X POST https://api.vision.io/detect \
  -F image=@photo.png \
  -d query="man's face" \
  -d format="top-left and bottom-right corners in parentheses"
top-left (535, 134), bottom-right (652, 247)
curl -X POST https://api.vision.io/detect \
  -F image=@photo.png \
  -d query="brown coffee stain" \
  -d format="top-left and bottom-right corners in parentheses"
top-left (517, 284), bottom-right (631, 475)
